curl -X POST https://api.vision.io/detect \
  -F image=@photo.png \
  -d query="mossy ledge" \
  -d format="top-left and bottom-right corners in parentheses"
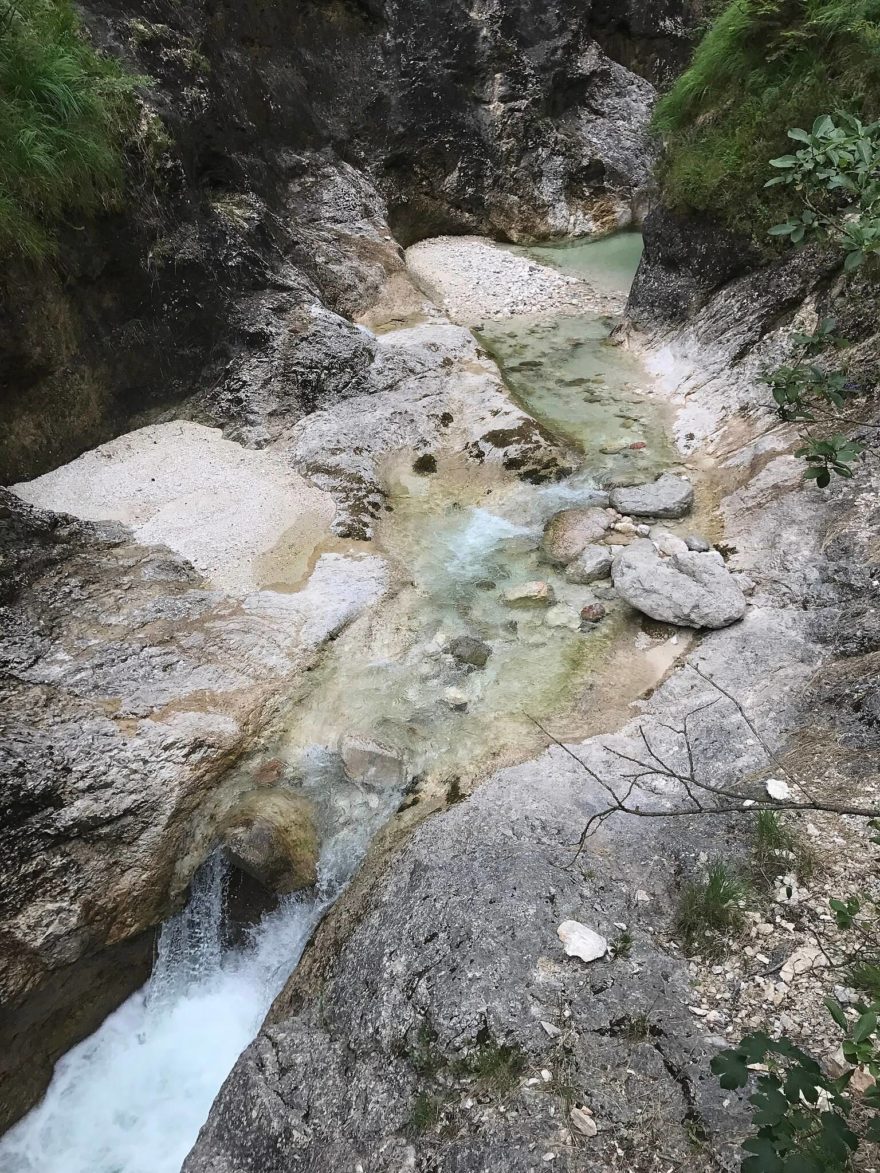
top-left (654, 0), bottom-right (880, 240)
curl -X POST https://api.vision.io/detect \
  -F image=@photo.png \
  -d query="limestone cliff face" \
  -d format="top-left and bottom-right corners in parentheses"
top-left (0, 0), bottom-right (693, 484)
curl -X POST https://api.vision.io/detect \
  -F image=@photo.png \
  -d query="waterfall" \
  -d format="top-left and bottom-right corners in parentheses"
top-left (0, 854), bottom-right (326, 1173)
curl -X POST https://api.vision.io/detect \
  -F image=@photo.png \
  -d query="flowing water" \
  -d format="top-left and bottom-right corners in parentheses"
top-left (0, 231), bottom-right (675, 1172)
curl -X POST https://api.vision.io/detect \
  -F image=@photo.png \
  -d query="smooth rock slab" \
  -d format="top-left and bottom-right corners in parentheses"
top-left (610, 473), bottom-right (694, 519)
top-left (612, 539), bottom-right (747, 629)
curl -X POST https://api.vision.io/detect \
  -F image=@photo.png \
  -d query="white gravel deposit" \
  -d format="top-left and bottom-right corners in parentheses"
top-left (406, 235), bottom-right (619, 324)
top-left (13, 421), bottom-right (336, 595)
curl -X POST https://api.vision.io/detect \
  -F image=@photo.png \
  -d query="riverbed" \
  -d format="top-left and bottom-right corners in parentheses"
top-left (0, 231), bottom-right (690, 1173)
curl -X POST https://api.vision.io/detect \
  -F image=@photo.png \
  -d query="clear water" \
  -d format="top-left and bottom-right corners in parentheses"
top-left (513, 230), bottom-right (644, 295)
top-left (0, 231), bottom-right (665, 1172)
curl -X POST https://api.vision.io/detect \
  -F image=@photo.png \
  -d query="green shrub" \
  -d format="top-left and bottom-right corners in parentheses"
top-left (0, 0), bottom-right (143, 259)
top-left (654, 0), bottom-right (880, 238)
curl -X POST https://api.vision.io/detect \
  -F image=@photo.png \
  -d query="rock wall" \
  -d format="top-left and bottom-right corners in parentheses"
top-left (0, 0), bottom-right (676, 484)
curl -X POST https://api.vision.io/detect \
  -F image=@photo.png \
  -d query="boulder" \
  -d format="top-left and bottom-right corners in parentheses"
top-left (565, 544), bottom-right (613, 585)
top-left (541, 508), bottom-right (614, 564)
top-left (609, 473), bottom-right (694, 519)
top-left (503, 580), bottom-right (556, 607)
top-left (221, 791), bottom-right (319, 895)
top-left (341, 735), bottom-right (407, 789)
top-left (446, 635), bottom-right (492, 669)
top-left (612, 539), bottom-right (747, 629)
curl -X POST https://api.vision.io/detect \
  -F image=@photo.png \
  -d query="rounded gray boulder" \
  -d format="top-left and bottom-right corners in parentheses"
top-left (612, 539), bottom-right (746, 629)
top-left (609, 473), bottom-right (694, 519)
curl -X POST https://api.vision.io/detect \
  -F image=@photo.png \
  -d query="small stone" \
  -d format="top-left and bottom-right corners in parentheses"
top-left (579, 602), bottom-right (606, 625)
top-left (541, 1068), bottom-right (552, 1082)
top-left (504, 581), bottom-right (556, 607)
top-left (629, 441), bottom-right (647, 450)
top-left (446, 635), bottom-right (492, 669)
top-left (557, 920), bottom-right (607, 963)
top-left (610, 473), bottom-right (694, 520)
top-left (341, 735), bottom-right (407, 789)
top-left (541, 1021), bottom-right (561, 1038)
top-left (765, 778), bottom-right (791, 801)
top-left (570, 1107), bottom-right (598, 1137)
top-left (564, 545), bottom-right (612, 585)
top-left (851, 1067), bottom-right (877, 1094)
top-left (685, 534), bottom-right (711, 553)
top-left (546, 604), bottom-right (582, 630)
top-left (780, 945), bottom-right (827, 985)
top-left (652, 530), bottom-right (689, 558)
top-left (443, 687), bottom-right (469, 711)
top-left (542, 508), bottom-right (614, 564)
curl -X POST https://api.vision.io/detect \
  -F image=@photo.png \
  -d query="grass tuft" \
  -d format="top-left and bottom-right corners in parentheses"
top-left (0, 0), bottom-right (144, 260)
top-left (654, 0), bottom-right (880, 239)
top-left (675, 859), bottom-right (749, 958)
top-left (752, 809), bottom-right (817, 887)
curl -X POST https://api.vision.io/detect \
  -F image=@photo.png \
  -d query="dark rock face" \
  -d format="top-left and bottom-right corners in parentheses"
top-left (626, 205), bottom-right (762, 329)
top-left (587, 0), bottom-right (700, 86)
top-left (0, 0), bottom-right (678, 483)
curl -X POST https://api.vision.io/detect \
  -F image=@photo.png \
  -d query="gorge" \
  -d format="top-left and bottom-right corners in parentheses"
top-left (1, 1), bottom-right (880, 1171)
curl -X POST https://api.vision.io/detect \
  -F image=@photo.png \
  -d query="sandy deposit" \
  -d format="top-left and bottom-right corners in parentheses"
top-left (13, 421), bottom-right (336, 595)
top-left (406, 235), bottom-right (619, 325)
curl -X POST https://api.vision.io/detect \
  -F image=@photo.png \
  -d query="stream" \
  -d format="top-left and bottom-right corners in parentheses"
top-left (0, 231), bottom-right (677, 1173)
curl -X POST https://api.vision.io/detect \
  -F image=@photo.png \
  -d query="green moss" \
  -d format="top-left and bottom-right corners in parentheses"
top-left (655, 0), bottom-right (880, 239)
top-left (0, 0), bottom-right (145, 260)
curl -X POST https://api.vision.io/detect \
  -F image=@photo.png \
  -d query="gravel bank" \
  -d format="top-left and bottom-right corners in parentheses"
top-left (406, 235), bottom-right (622, 325)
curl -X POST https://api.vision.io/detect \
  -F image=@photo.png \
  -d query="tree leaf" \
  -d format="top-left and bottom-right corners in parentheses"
top-left (826, 997), bottom-right (848, 1030)
top-left (852, 1009), bottom-right (877, 1043)
top-left (711, 1049), bottom-right (750, 1089)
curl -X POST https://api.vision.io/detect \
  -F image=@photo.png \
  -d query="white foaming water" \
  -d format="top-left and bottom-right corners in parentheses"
top-left (0, 810), bottom-right (386, 1173)
top-left (442, 507), bottom-right (532, 579)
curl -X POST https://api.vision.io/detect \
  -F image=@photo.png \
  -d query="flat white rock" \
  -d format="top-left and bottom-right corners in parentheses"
top-left (557, 920), bottom-right (607, 963)
top-left (765, 777), bottom-right (791, 801)
top-left (570, 1107), bottom-right (598, 1137)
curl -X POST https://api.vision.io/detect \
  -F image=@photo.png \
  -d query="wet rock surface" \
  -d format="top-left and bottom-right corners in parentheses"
top-left (221, 791), bottom-right (319, 896)
top-left (541, 508), bottom-right (615, 564)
